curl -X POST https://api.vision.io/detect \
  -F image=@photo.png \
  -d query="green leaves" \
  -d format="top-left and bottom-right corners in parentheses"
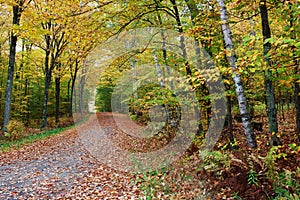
top-left (247, 169), bottom-right (259, 186)
top-left (264, 37), bottom-right (275, 44)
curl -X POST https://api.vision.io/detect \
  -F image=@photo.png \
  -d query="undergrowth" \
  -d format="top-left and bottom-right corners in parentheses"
top-left (0, 114), bottom-right (91, 153)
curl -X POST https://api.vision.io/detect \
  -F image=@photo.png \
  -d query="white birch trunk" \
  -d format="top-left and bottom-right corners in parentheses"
top-left (217, 0), bottom-right (257, 148)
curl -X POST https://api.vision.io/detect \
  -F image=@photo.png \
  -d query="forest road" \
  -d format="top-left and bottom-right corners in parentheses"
top-left (0, 113), bottom-right (141, 199)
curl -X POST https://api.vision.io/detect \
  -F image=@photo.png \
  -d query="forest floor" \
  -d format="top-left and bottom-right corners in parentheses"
top-left (0, 112), bottom-right (299, 199)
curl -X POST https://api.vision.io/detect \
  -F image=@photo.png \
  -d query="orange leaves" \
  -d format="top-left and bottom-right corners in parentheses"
top-left (278, 79), bottom-right (293, 88)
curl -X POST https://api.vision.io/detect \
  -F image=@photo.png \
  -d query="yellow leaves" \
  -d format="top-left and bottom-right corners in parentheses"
top-left (249, 68), bottom-right (256, 73)
top-left (218, 63), bottom-right (232, 76)
top-left (223, 79), bottom-right (231, 85)
top-left (1, 0), bottom-right (21, 6)
top-left (224, 49), bottom-right (235, 58)
top-left (260, 1), bottom-right (265, 5)
top-left (219, 20), bottom-right (227, 25)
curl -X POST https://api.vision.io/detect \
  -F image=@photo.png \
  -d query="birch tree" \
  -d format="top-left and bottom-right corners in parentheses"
top-left (217, 0), bottom-right (257, 148)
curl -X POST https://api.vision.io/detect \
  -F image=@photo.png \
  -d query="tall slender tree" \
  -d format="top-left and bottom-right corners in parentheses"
top-left (217, 0), bottom-right (257, 148)
top-left (2, 0), bottom-right (27, 132)
top-left (259, 0), bottom-right (281, 146)
top-left (55, 62), bottom-right (61, 124)
top-left (287, 2), bottom-right (300, 142)
top-left (40, 23), bottom-right (68, 128)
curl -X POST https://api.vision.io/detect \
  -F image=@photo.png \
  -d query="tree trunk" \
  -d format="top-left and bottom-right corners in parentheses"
top-left (295, 68), bottom-right (300, 142)
top-left (24, 78), bottom-right (29, 126)
top-left (41, 69), bottom-right (51, 128)
top-left (69, 60), bottom-right (79, 117)
top-left (79, 68), bottom-right (86, 120)
top-left (79, 81), bottom-right (84, 119)
top-left (170, 0), bottom-right (187, 59)
top-left (286, 2), bottom-right (300, 143)
top-left (291, 33), bottom-right (300, 141)
top-left (0, 63), bottom-right (5, 112)
top-left (217, 0), bottom-right (257, 148)
top-left (226, 95), bottom-right (234, 142)
top-left (259, 0), bottom-right (281, 146)
top-left (41, 60), bottom-right (52, 128)
top-left (41, 34), bottom-right (51, 128)
top-left (2, 1), bottom-right (23, 132)
top-left (67, 79), bottom-right (71, 112)
top-left (55, 63), bottom-right (61, 124)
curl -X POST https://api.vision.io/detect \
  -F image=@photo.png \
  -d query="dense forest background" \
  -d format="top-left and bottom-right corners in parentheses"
top-left (0, 0), bottom-right (299, 144)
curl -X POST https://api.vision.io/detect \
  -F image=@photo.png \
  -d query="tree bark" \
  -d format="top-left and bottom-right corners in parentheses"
top-left (287, 1), bottom-right (300, 142)
top-left (226, 95), bottom-right (234, 142)
top-left (24, 78), bottom-right (29, 126)
top-left (79, 67), bottom-right (86, 120)
top-left (67, 79), bottom-right (71, 113)
top-left (295, 68), bottom-right (300, 142)
top-left (217, 0), bottom-right (257, 148)
top-left (55, 63), bottom-right (61, 124)
top-left (259, 0), bottom-right (281, 146)
top-left (2, 1), bottom-right (24, 132)
top-left (40, 21), bottom-right (66, 128)
top-left (69, 60), bottom-right (79, 117)
top-left (289, 3), bottom-right (300, 142)
top-left (41, 43), bottom-right (51, 128)
top-left (170, 0), bottom-right (187, 59)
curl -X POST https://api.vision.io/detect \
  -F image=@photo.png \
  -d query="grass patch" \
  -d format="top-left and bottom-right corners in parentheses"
top-left (0, 113), bottom-right (91, 153)
top-left (0, 126), bottom-right (73, 153)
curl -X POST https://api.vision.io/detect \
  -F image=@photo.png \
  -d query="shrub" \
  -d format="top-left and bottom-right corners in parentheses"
top-left (4, 120), bottom-right (26, 141)
top-left (200, 150), bottom-right (230, 174)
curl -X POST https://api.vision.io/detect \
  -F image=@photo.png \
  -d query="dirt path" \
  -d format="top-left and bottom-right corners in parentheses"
top-left (0, 113), bottom-right (141, 199)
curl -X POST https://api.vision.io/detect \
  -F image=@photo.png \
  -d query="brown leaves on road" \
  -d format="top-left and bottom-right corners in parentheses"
top-left (0, 115), bottom-right (142, 199)
top-left (0, 113), bottom-right (209, 199)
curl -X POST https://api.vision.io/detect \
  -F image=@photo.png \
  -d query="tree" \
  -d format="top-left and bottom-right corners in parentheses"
top-left (217, 0), bottom-right (257, 148)
top-left (169, 0), bottom-right (208, 134)
top-left (259, 0), bottom-right (281, 146)
top-left (287, 1), bottom-right (300, 142)
top-left (2, 0), bottom-right (29, 132)
top-left (0, 5), bottom-right (10, 122)
top-left (54, 62), bottom-right (61, 124)
top-left (28, 0), bottom-right (98, 127)
top-left (40, 22), bottom-right (68, 128)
